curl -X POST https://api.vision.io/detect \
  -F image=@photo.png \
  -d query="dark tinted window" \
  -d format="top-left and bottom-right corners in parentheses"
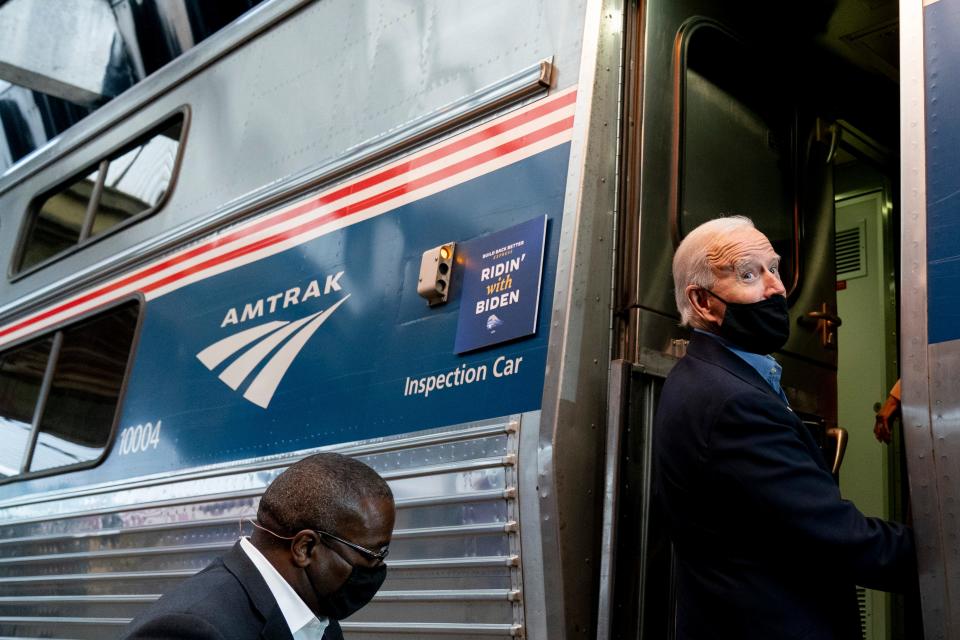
top-left (0, 301), bottom-right (139, 479)
top-left (92, 119), bottom-right (183, 236)
top-left (19, 168), bottom-right (100, 271)
top-left (29, 306), bottom-right (138, 472)
top-left (0, 337), bottom-right (52, 477)
top-left (16, 114), bottom-right (184, 274)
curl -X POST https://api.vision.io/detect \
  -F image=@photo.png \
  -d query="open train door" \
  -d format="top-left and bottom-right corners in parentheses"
top-left (602, 0), bottom-right (928, 638)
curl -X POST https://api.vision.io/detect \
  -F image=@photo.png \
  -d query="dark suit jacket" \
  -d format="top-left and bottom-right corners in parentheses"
top-left (653, 332), bottom-right (915, 640)
top-left (119, 542), bottom-right (343, 640)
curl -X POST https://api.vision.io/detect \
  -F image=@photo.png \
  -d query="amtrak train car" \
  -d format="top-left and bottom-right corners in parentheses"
top-left (0, 0), bottom-right (954, 638)
top-left (0, 2), bottom-right (614, 638)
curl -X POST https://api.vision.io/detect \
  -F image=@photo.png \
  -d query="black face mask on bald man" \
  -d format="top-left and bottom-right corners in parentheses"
top-left (701, 289), bottom-right (790, 355)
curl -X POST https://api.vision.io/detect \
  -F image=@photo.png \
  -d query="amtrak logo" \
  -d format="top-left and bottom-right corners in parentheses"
top-left (196, 295), bottom-right (350, 409)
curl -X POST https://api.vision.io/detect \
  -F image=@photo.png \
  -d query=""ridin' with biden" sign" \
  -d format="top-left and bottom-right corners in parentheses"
top-left (454, 216), bottom-right (548, 354)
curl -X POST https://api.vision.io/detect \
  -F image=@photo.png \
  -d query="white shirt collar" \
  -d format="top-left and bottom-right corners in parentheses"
top-left (239, 537), bottom-right (329, 639)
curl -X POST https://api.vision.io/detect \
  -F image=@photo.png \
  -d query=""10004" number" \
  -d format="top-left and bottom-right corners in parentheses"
top-left (118, 420), bottom-right (162, 455)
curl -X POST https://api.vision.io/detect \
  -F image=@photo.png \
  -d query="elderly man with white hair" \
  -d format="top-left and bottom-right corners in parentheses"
top-left (653, 216), bottom-right (916, 640)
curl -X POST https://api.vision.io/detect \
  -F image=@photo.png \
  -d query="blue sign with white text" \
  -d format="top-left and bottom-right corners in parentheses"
top-left (454, 216), bottom-right (547, 354)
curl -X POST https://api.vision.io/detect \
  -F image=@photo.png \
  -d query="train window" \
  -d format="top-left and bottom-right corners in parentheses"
top-left (0, 337), bottom-right (53, 478)
top-left (0, 300), bottom-right (139, 480)
top-left (91, 118), bottom-right (183, 236)
top-left (678, 24), bottom-right (797, 288)
top-left (15, 113), bottom-right (185, 275)
top-left (18, 168), bottom-right (101, 272)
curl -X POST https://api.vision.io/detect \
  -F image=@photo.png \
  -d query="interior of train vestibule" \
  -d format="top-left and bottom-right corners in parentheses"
top-left (613, 0), bottom-right (915, 638)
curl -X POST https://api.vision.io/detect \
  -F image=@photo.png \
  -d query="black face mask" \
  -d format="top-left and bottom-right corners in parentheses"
top-left (316, 561), bottom-right (387, 620)
top-left (702, 289), bottom-right (790, 355)
top-left (246, 518), bottom-right (388, 620)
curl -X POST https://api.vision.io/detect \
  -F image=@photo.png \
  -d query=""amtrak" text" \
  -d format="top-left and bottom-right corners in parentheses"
top-left (221, 271), bottom-right (345, 327)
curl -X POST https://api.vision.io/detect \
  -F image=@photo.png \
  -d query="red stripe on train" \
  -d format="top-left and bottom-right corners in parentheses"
top-left (0, 96), bottom-right (576, 340)
top-left (141, 116), bottom-right (574, 294)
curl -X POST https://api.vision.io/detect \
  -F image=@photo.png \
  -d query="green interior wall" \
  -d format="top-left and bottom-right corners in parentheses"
top-left (835, 161), bottom-right (898, 640)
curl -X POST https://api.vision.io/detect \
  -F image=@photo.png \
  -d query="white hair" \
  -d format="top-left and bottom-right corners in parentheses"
top-left (673, 215), bottom-right (755, 328)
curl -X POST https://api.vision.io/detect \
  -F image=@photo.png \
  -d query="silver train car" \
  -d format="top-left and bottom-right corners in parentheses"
top-left (0, 0), bottom-right (955, 638)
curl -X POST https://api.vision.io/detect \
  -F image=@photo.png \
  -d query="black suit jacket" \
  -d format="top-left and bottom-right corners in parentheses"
top-left (653, 332), bottom-right (915, 640)
top-left (119, 542), bottom-right (343, 640)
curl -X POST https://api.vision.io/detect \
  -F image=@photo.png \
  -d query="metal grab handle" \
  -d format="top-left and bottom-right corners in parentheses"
top-left (824, 124), bottom-right (840, 165)
top-left (797, 309), bottom-right (843, 328)
top-left (825, 427), bottom-right (848, 475)
top-left (803, 310), bottom-right (842, 326)
top-left (797, 303), bottom-right (843, 349)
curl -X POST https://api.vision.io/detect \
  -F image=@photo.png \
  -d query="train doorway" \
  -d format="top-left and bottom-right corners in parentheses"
top-left (611, 0), bottom-right (917, 638)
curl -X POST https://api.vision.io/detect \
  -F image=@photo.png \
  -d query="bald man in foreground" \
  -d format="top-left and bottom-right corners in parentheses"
top-left (654, 216), bottom-right (916, 639)
top-left (120, 453), bottom-right (394, 640)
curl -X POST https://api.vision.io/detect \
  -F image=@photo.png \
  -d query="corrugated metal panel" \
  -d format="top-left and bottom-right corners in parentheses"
top-left (0, 415), bottom-right (525, 639)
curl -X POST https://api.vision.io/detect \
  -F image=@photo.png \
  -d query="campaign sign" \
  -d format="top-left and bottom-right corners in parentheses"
top-left (455, 216), bottom-right (548, 354)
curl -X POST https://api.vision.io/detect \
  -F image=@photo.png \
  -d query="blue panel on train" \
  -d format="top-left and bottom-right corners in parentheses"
top-left (925, 0), bottom-right (960, 344)
top-left (90, 143), bottom-right (569, 477)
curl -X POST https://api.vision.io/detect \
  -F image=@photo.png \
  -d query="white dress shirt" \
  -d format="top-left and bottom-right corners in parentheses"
top-left (239, 537), bottom-right (330, 639)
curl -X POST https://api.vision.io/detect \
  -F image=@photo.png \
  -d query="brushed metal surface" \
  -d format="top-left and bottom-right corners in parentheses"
top-left (530, 0), bottom-right (624, 637)
top-left (900, 0), bottom-right (951, 636)
top-left (0, 416), bottom-right (532, 637)
top-left (596, 360), bottom-right (631, 640)
top-left (926, 340), bottom-right (960, 593)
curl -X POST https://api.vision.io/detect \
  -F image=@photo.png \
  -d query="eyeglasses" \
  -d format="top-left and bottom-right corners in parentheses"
top-left (317, 530), bottom-right (389, 564)
top-left (247, 518), bottom-right (389, 563)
